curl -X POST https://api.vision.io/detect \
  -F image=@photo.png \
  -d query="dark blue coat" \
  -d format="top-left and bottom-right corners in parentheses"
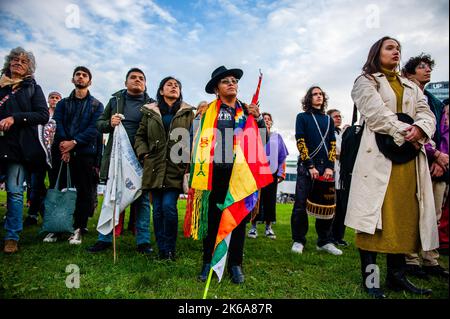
top-left (53, 90), bottom-right (104, 156)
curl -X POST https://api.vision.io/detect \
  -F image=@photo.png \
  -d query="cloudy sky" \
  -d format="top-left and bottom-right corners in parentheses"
top-left (0, 0), bottom-right (448, 157)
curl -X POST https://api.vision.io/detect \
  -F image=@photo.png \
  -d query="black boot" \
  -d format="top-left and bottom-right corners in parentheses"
top-left (386, 254), bottom-right (432, 295)
top-left (359, 249), bottom-right (387, 299)
top-left (198, 263), bottom-right (211, 282)
top-left (228, 265), bottom-right (245, 284)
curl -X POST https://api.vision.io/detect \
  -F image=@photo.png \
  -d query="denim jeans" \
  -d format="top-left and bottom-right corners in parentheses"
top-left (151, 189), bottom-right (180, 254)
top-left (4, 162), bottom-right (27, 241)
top-left (98, 191), bottom-right (151, 245)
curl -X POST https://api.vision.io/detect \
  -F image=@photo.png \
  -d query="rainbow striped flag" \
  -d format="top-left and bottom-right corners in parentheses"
top-left (212, 114), bottom-right (273, 281)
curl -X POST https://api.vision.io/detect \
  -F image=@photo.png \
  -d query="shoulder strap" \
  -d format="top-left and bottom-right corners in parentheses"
top-left (309, 113), bottom-right (330, 158)
top-left (351, 104), bottom-right (358, 125)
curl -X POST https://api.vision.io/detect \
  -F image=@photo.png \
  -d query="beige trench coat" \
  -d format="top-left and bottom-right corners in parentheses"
top-left (344, 73), bottom-right (439, 251)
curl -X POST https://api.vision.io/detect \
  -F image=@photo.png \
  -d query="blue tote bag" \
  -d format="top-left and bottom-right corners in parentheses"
top-left (41, 161), bottom-right (77, 234)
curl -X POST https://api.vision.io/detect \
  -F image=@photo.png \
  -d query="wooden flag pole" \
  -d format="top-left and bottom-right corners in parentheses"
top-left (112, 201), bottom-right (117, 264)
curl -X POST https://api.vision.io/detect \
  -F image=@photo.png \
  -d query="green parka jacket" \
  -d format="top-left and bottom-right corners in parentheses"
top-left (134, 102), bottom-right (194, 190)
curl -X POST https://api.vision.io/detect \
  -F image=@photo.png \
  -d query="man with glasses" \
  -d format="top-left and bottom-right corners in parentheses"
top-left (24, 91), bottom-right (61, 226)
top-left (402, 54), bottom-right (449, 279)
top-left (327, 109), bottom-right (348, 247)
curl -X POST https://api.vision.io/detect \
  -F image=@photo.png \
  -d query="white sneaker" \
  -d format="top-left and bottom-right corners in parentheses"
top-left (248, 227), bottom-right (258, 239)
top-left (68, 229), bottom-right (82, 245)
top-left (291, 242), bottom-right (304, 254)
top-left (317, 243), bottom-right (343, 256)
top-left (265, 227), bottom-right (276, 239)
top-left (43, 233), bottom-right (58, 243)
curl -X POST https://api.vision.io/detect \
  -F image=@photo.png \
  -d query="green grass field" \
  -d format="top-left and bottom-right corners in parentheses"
top-left (0, 194), bottom-right (448, 299)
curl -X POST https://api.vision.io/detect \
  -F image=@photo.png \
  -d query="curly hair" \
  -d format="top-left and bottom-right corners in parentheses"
top-left (302, 86), bottom-right (328, 113)
top-left (402, 53), bottom-right (435, 76)
top-left (1, 47), bottom-right (36, 77)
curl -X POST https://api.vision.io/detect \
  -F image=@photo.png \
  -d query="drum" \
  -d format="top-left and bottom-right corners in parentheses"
top-left (306, 176), bottom-right (336, 220)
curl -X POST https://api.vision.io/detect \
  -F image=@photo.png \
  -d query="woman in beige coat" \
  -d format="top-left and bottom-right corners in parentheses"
top-left (344, 36), bottom-right (438, 298)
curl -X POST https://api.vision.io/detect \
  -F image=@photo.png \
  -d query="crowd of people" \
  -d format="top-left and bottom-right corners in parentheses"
top-left (0, 35), bottom-right (448, 298)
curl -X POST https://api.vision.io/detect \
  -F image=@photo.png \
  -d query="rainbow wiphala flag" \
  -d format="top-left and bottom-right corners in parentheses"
top-left (188, 98), bottom-right (273, 281)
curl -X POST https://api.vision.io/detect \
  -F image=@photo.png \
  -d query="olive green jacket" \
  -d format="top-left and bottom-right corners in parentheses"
top-left (134, 102), bottom-right (194, 190)
top-left (96, 90), bottom-right (154, 183)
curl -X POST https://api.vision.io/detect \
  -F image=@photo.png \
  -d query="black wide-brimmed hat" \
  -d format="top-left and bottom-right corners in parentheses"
top-left (205, 66), bottom-right (243, 94)
top-left (375, 113), bottom-right (420, 164)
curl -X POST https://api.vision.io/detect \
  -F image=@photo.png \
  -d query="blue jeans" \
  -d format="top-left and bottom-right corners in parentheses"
top-left (98, 191), bottom-right (151, 245)
top-left (4, 163), bottom-right (27, 241)
top-left (151, 189), bottom-right (180, 254)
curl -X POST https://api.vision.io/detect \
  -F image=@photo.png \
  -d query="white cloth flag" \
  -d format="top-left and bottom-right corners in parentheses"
top-left (97, 123), bottom-right (143, 235)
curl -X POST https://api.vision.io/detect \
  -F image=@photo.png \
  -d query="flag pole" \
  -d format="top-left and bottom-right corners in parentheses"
top-left (202, 268), bottom-right (214, 299)
top-left (113, 201), bottom-right (117, 264)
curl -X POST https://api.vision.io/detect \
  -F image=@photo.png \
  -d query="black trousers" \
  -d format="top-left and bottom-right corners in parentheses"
top-left (359, 249), bottom-right (406, 285)
top-left (291, 162), bottom-right (333, 247)
top-left (203, 166), bottom-right (248, 267)
top-left (331, 190), bottom-right (346, 241)
top-left (50, 152), bottom-right (96, 230)
top-left (255, 173), bottom-right (278, 223)
top-left (27, 165), bottom-right (50, 217)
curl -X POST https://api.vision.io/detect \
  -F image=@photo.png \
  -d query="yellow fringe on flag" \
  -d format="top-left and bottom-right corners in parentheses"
top-left (190, 189), bottom-right (210, 240)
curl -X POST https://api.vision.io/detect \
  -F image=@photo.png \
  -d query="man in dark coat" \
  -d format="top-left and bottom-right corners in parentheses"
top-left (45, 66), bottom-right (104, 245)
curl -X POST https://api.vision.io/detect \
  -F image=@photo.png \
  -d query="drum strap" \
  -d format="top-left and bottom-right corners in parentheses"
top-left (309, 113), bottom-right (330, 159)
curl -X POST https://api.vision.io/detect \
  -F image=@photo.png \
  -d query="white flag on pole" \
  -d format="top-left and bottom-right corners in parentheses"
top-left (97, 123), bottom-right (143, 235)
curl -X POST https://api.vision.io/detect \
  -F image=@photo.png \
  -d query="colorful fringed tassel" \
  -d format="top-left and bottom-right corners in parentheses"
top-left (189, 189), bottom-right (210, 240)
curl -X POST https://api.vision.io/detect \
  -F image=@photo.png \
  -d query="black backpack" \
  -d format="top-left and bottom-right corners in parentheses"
top-left (339, 104), bottom-right (364, 213)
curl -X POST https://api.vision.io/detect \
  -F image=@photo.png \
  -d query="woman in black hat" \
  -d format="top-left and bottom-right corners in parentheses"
top-left (345, 37), bottom-right (438, 298)
top-left (195, 66), bottom-right (266, 284)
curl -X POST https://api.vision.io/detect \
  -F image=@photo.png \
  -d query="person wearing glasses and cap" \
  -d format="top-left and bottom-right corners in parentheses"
top-left (195, 66), bottom-right (266, 284)
top-left (24, 91), bottom-right (61, 226)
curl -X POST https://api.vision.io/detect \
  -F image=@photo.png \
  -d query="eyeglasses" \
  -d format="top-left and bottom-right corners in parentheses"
top-left (417, 62), bottom-right (432, 70)
top-left (12, 57), bottom-right (29, 65)
top-left (220, 78), bottom-right (239, 85)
